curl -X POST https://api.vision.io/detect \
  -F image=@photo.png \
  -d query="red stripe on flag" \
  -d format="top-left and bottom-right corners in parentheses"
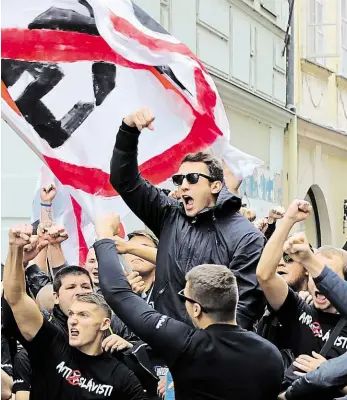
top-left (43, 111), bottom-right (220, 197)
top-left (1, 28), bottom-right (148, 69)
top-left (109, 13), bottom-right (206, 72)
top-left (70, 196), bottom-right (88, 266)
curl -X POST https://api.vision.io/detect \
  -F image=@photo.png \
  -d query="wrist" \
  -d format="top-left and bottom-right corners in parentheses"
top-left (97, 229), bottom-right (115, 240)
top-left (268, 217), bottom-right (275, 224)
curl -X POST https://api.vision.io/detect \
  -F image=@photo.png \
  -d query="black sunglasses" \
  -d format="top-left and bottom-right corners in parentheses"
top-left (178, 289), bottom-right (209, 313)
top-left (283, 243), bottom-right (314, 263)
top-left (172, 173), bottom-right (214, 187)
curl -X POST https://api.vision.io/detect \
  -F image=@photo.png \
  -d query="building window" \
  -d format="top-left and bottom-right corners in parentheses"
top-left (342, 0), bottom-right (347, 76)
top-left (307, 0), bottom-right (325, 65)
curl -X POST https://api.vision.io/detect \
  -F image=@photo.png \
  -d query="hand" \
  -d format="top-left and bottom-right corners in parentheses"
top-left (168, 190), bottom-right (181, 200)
top-left (114, 236), bottom-right (129, 254)
top-left (23, 236), bottom-right (49, 264)
top-left (158, 375), bottom-right (166, 399)
top-left (37, 221), bottom-right (53, 237)
top-left (285, 200), bottom-right (312, 223)
top-left (43, 224), bottom-right (69, 245)
top-left (9, 224), bottom-right (33, 248)
top-left (40, 183), bottom-right (57, 204)
top-left (277, 393), bottom-right (287, 400)
top-left (123, 108), bottom-right (155, 131)
top-left (126, 271), bottom-right (146, 294)
top-left (95, 212), bottom-right (121, 239)
top-left (102, 334), bottom-right (133, 353)
top-left (268, 206), bottom-right (285, 224)
top-left (254, 218), bottom-right (269, 234)
top-left (293, 352), bottom-right (326, 375)
top-left (283, 233), bottom-right (314, 264)
top-left (298, 291), bottom-right (313, 305)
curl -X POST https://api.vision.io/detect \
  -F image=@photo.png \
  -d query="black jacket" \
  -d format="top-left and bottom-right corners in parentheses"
top-left (96, 239), bottom-right (284, 400)
top-left (110, 122), bottom-right (266, 329)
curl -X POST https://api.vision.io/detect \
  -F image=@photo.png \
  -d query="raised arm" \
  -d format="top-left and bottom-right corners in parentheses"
top-left (283, 235), bottom-right (347, 318)
top-left (3, 225), bottom-right (47, 341)
top-left (115, 236), bottom-right (157, 264)
top-left (110, 108), bottom-right (174, 237)
top-left (95, 213), bottom-right (193, 367)
top-left (256, 200), bottom-right (312, 311)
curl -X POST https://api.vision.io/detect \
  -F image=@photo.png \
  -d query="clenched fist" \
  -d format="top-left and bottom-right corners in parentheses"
top-left (283, 232), bottom-right (313, 264)
top-left (268, 206), bottom-right (285, 224)
top-left (285, 200), bottom-right (312, 223)
top-left (40, 183), bottom-right (57, 204)
top-left (123, 108), bottom-right (155, 131)
top-left (95, 212), bottom-right (121, 239)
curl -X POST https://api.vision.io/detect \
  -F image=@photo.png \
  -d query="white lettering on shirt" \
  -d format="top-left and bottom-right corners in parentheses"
top-left (56, 361), bottom-right (113, 396)
top-left (156, 315), bottom-right (168, 329)
top-left (298, 312), bottom-right (347, 349)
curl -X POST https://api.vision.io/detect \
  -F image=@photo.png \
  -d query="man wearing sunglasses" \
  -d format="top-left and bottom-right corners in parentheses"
top-left (110, 108), bottom-right (266, 330)
top-left (256, 200), bottom-right (347, 392)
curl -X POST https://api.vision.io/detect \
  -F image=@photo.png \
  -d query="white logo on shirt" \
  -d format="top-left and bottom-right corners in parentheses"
top-left (156, 315), bottom-right (168, 329)
top-left (56, 361), bottom-right (113, 396)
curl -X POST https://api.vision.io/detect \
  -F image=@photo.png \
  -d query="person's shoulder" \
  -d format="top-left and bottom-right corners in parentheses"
top-left (243, 330), bottom-right (283, 363)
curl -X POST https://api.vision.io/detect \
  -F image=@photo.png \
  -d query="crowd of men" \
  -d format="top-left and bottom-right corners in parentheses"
top-left (1, 108), bottom-right (347, 400)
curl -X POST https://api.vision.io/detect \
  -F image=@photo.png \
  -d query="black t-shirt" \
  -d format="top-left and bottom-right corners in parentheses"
top-left (23, 319), bottom-right (146, 400)
top-left (13, 348), bottom-right (31, 393)
top-left (276, 288), bottom-right (347, 359)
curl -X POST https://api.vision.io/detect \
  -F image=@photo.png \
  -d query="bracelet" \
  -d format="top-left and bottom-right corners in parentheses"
top-left (40, 202), bottom-right (52, 207)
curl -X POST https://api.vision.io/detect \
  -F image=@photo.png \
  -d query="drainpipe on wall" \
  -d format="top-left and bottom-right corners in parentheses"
top-left (285, 0), bottom-right (298, 202)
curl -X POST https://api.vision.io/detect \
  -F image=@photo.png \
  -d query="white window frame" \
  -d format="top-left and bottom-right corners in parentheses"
top-left (307, 0), bottom-right (325, 65)
top-left (341, 0), bottom-right (347, 76)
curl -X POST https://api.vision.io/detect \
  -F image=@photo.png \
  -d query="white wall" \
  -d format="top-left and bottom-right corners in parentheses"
top-left (1, 120), bottom-right (43, 262)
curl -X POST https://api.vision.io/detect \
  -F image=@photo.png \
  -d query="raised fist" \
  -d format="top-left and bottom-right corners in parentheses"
top-left (40, 183), bottom-right (57, 204)
top-left (283, 232), bottom-right (313, 264)
top-left (268, 206), bottom-right (285, 223)
top-left (44, 224), bottom-right (69, 245)
top-left (254, 218), bottom-right (269, 234)
top-left (95, 212), bottom-right (121, 238)
top-left (285, 200), bottom-right (312, 223)
top-left (126, 271), bottom-right (146, 294)
top-left (9, 224), bottom-right (33, 248)
top-left (114, 235), bottom-right (129, 254)
top-left (23, 235), bottom-right (49, 264)
top-left (123, 108), bottom-right (155, 131)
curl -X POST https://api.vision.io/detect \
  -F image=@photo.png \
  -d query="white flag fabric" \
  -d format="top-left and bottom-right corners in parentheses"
top-left (2, 0), bottom-right (262, 265)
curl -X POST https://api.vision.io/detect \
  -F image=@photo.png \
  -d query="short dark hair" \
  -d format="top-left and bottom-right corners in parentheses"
top-left (74, 293), bottom-right (112, 319)
top-left (53, 266), bottom-right (93, 293)
top-left (128, 230), bottom-right (159, 248)
top-left (181, 152), bottom-right (224, 182)
top-left (186, 264), bottom-right (238, 322)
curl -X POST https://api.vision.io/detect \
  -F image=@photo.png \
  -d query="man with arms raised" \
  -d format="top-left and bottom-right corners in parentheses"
top-left (110, 108), bottom-right (265, 329)
top-left (93, 213), bottom-right (283, 400)
top-left (256, 200), bottom-right (347, 391)
top-left (3, 224), bottom-right (145, 399)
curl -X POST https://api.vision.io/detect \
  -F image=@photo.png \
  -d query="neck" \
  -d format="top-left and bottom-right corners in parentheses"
top-left (200, 318), bottom-right (237, 329)
top-left (77, 339), bottom-right (103, 356)
top-left (142, 271), bottom-right (155, 292)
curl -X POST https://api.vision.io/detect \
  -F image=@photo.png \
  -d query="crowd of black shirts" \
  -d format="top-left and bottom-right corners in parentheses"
top-left (1, 117), bottom-right (347, 400)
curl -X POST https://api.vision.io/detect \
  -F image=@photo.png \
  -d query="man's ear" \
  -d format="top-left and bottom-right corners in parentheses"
top-left (193, 304), bottom-right (203, 319)
top-left (53, 291), bottom-right (59, 305)
top-left (100, 318), bottom-right (111, 332)
top-left (211, 181), bottom-right (223, 194)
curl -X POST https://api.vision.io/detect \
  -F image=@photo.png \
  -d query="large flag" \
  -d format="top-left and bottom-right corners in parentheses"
top-left (2, 0), bottom-right (262, 265)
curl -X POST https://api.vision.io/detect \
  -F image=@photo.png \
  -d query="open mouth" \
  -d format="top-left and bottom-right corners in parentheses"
top-left (182, 195), bottom-right (194, 211)
top-left (92, 271), bottom-right (98, 278)
top-left (277, 270), bottom-right (287, 276)
top-left (315, 291), bottom-right (327, 304)
top-left (70, 328), bottom-right (79, 338)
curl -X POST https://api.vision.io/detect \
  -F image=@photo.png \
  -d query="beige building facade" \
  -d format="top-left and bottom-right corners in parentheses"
top-left (291, 0), bottom-right (347, 247)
